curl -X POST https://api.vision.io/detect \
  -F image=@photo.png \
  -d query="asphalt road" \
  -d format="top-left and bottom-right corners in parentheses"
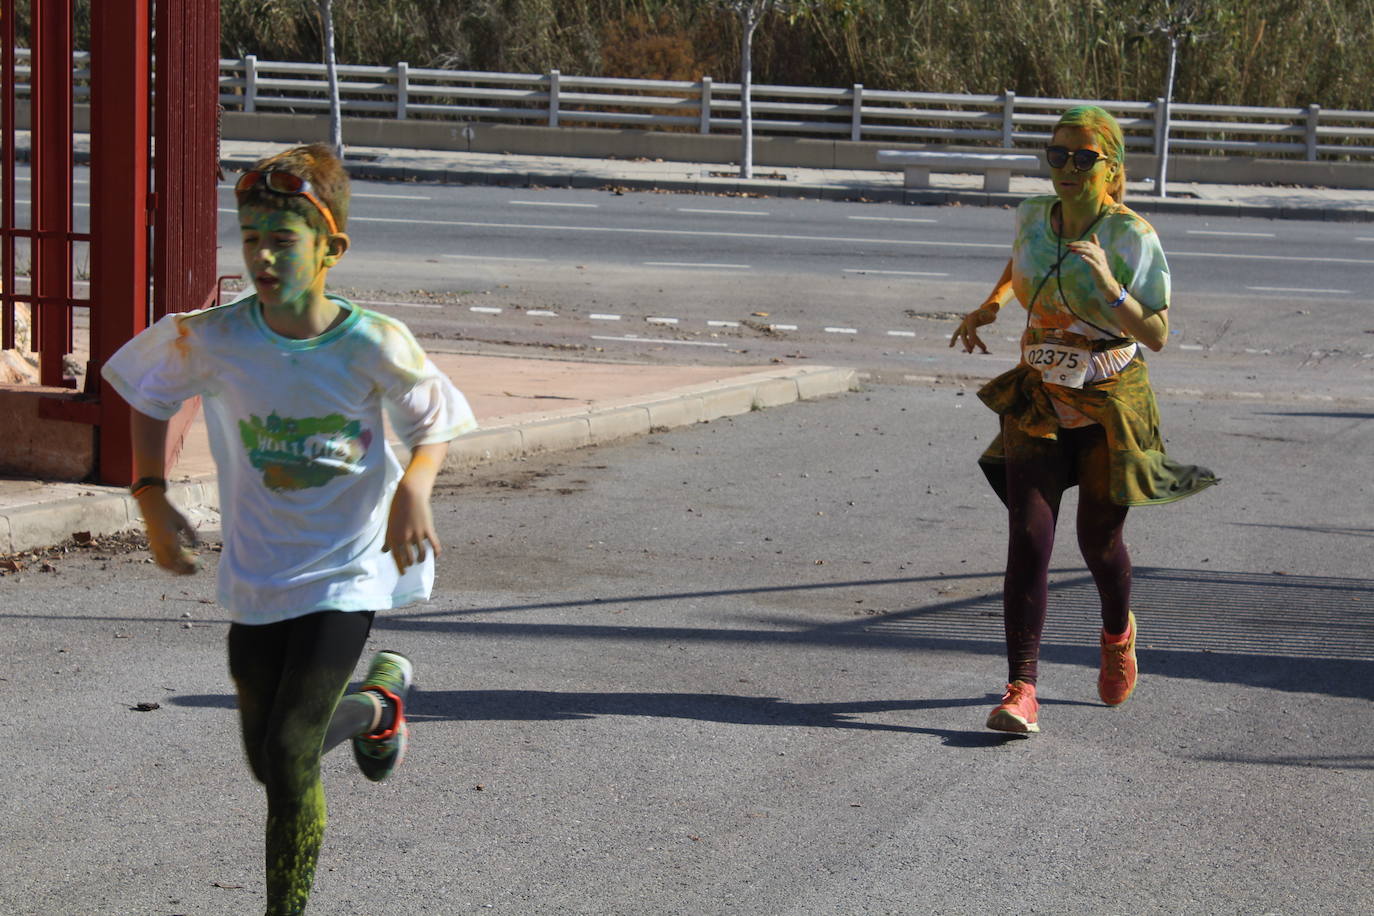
top-left (2, 383), bottom-right (1371, 915)
top-left (210, 178), bottom-right (1374, 400)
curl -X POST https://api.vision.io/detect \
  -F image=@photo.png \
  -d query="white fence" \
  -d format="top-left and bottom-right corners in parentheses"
top-left (12, 50), bottom-right (1374, 161)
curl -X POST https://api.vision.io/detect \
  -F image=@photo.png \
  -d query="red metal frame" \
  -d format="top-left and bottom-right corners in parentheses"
top-left (2, 0), bottom-right (221, 484)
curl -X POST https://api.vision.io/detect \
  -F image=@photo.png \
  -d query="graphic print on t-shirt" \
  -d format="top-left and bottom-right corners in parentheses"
top-left (238, 411), bottom-right (374, 491)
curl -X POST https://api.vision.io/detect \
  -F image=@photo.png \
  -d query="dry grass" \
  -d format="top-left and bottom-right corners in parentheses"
top-left (213, 0), bottom-right (1374, 109)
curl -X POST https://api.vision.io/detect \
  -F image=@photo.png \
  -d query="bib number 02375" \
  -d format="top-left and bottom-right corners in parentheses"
top-left (1023, 341), bottom-right (1090, 388)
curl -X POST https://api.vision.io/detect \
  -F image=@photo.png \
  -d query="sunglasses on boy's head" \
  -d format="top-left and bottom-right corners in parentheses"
top-left (234, 169), bottom-right (340, 236)
top-left (1045, 146), bottom-right (1105, 172)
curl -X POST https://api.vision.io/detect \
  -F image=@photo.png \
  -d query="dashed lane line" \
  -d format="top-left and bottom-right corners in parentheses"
top-left (643, 261), bottom-right (751, 269)
top-left (469, 306), bottom-right (503, 314)
top-left (589, 313), bottom-right (622, 321)
top-left (848, 215), bottom-right (938, 224)
top-left (509, 200), bottom-right (599, 208)
top-left (824, 327), bottom-right (858, 334)
top-left (1186, 229), bottom-right (1276, 238)
top-left (676, 208), bottom-right (770, 216)
top-left (354, 192), bottom-right (431, 200)
top-left (1247, 285), bottom-right (1351, 294)
top-left (444, 254), bottom-right (549, 262)
top-left (844, 268), bottom-right (950, 277)
top-left (590, 335), bottom-right (729, 348)
top-left (349, 298), bottom-right (443, 310)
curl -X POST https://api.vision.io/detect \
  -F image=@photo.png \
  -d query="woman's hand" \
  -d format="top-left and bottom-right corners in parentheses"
top-left (1066, 233), bottom-right (1119, 297)
top-left (949, 302), bottom-right (1000, 354)
top-left (136, 489), bottom-right (198, 575)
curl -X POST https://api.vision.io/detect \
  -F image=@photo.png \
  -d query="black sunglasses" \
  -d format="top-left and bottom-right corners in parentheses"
top-left (1045, 146), bottom-right (1104, 172)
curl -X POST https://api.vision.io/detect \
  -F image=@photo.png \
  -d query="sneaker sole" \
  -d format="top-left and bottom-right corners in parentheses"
top-left (986, 709), bottom-right (1039, 734)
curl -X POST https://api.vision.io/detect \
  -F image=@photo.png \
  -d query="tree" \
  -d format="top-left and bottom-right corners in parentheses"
top-left (712, 1), bottom-right (814, 179)
top-left (318, 0), bottom-right (344, 157)
top-left (1133, 0), bottom-right (1210, 198)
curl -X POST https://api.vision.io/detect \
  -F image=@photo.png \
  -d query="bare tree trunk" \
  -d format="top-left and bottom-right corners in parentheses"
top-left (739, 10), bottom-right (759, 179)
top-left (1154, 36), bottom-right (1177, 198)
top-left (320, 0), bottom-right (344, 158)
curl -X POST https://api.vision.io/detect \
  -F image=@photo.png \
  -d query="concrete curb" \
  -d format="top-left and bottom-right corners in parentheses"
top-left (0, 365), bottom-right (858, 555)
top-left (216, 153), bottom-right (1374, 223)
top-left (444, 364), bottom-right (858, 468)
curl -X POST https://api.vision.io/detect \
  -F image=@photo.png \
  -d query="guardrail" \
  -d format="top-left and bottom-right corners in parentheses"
top-left (10, 49), bottom-right (1374, 161)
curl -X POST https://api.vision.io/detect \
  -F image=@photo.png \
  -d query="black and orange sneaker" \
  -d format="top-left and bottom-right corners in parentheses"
top-left (352, 650), bottom-right (414, 782)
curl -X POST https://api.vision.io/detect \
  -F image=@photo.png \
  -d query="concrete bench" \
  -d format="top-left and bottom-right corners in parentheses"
top-left (877, 150), bottom-right (1041, 193)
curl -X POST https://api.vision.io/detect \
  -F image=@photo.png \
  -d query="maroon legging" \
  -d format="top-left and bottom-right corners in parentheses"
top-left (1002, 417), bottom-right (1131, 685)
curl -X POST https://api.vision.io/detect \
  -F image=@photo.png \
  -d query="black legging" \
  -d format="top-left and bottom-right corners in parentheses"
top-left (1002, 418), bottom-right (1132, 685)
top-left (228, 610), bottom-right (378, 916)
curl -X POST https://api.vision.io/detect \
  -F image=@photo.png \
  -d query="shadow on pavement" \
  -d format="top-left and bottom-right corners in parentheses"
top-left (379, 566), bottom-right (1374, 702)
top-left (170, 689), bottom-right (1044, 748)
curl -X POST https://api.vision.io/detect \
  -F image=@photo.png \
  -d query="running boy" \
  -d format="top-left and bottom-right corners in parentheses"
top-left (101, 144), bottom-right (476, 915)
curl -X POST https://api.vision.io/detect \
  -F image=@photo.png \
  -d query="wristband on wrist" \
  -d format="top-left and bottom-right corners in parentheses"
top-left (130, 476), bottom-right (167, 498)
top-left (1109, 286), bottom-right (1129, 309)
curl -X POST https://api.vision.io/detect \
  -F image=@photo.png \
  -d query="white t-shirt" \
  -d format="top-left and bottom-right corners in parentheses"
top-left (102, 295), bottom-right (477, 625)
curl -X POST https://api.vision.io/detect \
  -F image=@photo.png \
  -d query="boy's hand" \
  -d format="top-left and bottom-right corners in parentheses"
top-left (384, 476), bottom-right (442, 574)
top-left (136, 489), bottom-right (198, 575)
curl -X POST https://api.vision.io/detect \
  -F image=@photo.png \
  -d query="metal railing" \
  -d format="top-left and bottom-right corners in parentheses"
top-left (10, 49), bottom-right (1374, 160)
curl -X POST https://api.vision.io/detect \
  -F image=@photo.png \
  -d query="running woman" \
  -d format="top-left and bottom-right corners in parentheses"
top-left (950, 106), bottom-right (1217, 735)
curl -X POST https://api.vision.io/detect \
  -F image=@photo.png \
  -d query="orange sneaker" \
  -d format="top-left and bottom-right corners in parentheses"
top-left (986, 680), bottom-right (1039, 734)
top-left (1098, 610), bottom-right (1138, 706)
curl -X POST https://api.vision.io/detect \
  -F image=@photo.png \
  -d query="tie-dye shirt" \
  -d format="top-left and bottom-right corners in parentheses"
top-left (1011, 196), bottom-right (1171, 426)
top-left (1012, 195), bottom-right (1169, 336)
top-left (102, 295), bottom-right (477, 624)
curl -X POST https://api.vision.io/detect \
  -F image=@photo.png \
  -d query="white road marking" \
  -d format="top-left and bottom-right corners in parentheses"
top-left (1247, 285), bottom-right (1350, 294)
top-left (707, 320), bottom-right (740, 327)
top-left (643, 260), bottom-right (751, 270)
top-left (510, 200), bottom-right (599, 208)
top-left (1186, 229), bottom-right (1276, 238)
top-left (591, 335), bottom-right (729, 348)
top-left (526, 309), bottom-right (558, 317)
top-left (589, 313), bottom-right (622, 321)
top-left (886, 330), bottom-right (917, 337)
top-left (848, 215), bottom-right (938, 224)
top-left (1179, 344), bottom-right (1205, 351)
top-left (646, 317), bottom-right (679, 325)
top-left (824, 327), bottom-right (858, 334)
top-left (348, 298), bottom-right (443, 310)
top-left (1171, 249), bottom-right (1374, 266)
top-left (469, 306), bottom-right (502, 314)
top-left (844, 268), bottom-right (950, 277)
top-left (676, 208), bottom-right (770, 216)
top-left (350, 215), bottom-right (1010, 251)
top-left (769, 324), bottom-right (798, 331)
top-left (444, 254), bottom-right (548, 262)
top-left (1357, 237), bottom-right (1374, 242)
top-left (347, 215), bottom-right (1373, 265)
top-left (354, 192), bottom-right (431, 200)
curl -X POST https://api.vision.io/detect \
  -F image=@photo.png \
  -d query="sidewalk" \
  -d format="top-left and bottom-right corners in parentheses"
top-left (0, 354), bottom-right (857, 555)
top-left (214, 139), bottom-right (1374, 222)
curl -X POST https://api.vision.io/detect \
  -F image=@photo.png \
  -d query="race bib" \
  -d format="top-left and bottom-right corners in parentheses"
top-left (1023, 338), bottom-right (1090, 388)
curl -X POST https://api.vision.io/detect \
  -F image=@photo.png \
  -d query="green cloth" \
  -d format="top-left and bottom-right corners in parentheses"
top-left (976, 358), bottom-right (1219, 507)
